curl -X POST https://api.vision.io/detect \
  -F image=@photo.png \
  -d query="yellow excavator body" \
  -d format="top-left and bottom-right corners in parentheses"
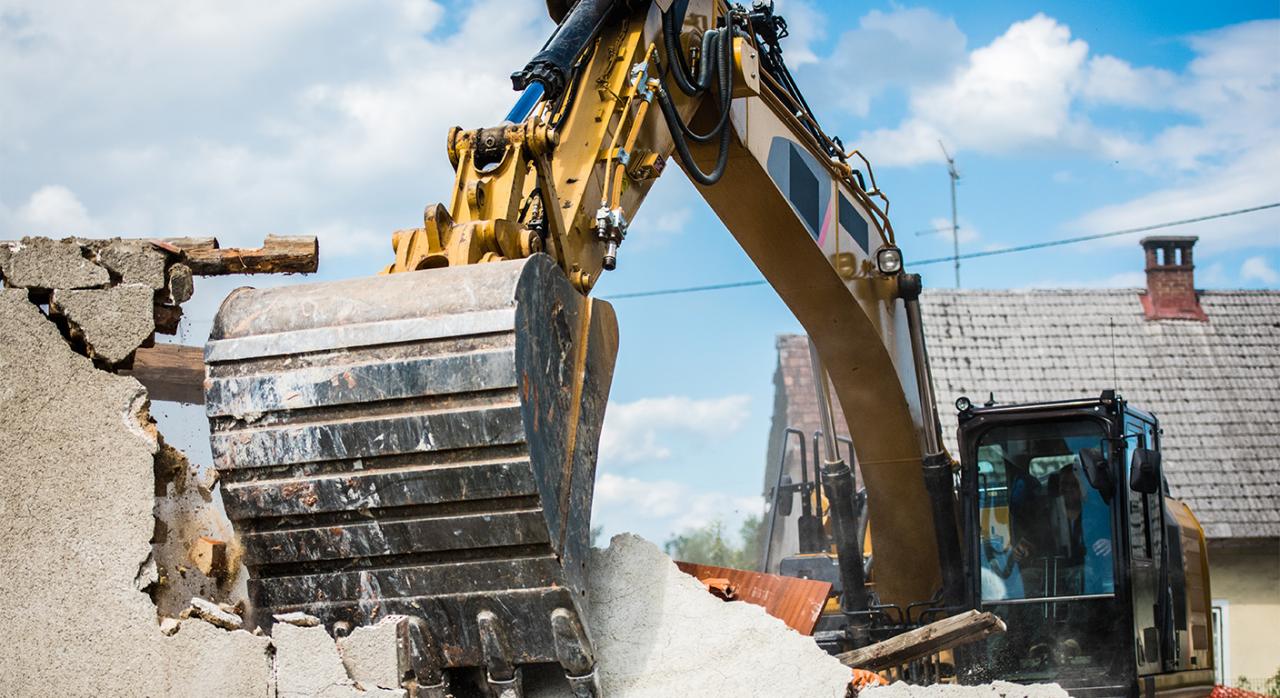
top-left (206, 0), bottom-right (972, 693)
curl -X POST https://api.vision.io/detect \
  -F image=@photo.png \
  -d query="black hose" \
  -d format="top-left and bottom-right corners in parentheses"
top-left (657, 84), bottom-right (731, 185)
top-left (663, 9), bottom-right (721, 96)
top-left (656, 13), bottom-right (737, 185)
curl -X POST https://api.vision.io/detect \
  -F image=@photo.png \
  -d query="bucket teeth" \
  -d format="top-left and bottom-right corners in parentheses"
top-left (204, 255), bottom-right (617, 671)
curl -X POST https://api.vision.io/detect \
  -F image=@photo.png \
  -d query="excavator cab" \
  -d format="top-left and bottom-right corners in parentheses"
top-left (954, 392), bottom-right (1216, 697)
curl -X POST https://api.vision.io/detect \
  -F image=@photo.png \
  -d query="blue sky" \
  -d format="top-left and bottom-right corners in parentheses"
top-left (2, 0), bottom-right (1277, 545)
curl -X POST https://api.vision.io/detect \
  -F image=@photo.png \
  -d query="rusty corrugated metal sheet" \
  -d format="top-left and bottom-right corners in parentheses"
top-left (674, 561), bottom-right (832, 635)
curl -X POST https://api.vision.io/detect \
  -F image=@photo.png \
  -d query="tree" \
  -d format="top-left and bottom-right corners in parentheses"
top-left (664, 515), bottom-right (764, 570)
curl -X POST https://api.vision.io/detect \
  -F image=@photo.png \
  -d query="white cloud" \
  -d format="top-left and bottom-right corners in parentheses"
top-left (10, 185), bottom-right (99, 236)
top-left (811, 7), bottom-right (966, 118)
top-left (593, 473), bottom-right (764, 545)
top-left (861, 14), bottom-right (1087, 165)
top-left (1241, 256), bottom-right (1279, 285)
top-left (1070, 141), bottom-right (1280, 253)
top-left (0, 0), bottom-right (551, 253)
top-left (1079, 55), bottom-right (1177, 109)
top-left (852, 15), bottom-right (1280, 176)
top-left (600, 394), bottom-right (751, 465)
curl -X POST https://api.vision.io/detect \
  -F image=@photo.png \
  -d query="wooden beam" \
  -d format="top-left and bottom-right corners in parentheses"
top-left (127, 343), bottom-right (205, 404)
top-left (172, 235), bottom-right (318, 276)
top-left (836, 610), bottom-right (1006, 670)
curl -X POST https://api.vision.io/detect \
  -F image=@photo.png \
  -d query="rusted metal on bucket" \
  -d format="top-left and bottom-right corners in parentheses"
top-left (204, 254), bottom-right (616, 685)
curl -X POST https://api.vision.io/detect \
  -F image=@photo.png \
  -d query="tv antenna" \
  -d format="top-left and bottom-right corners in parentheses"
top-left (939, 140), bottom-right (961, 288)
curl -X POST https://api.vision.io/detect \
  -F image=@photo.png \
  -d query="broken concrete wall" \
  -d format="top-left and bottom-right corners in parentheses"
top-left (1, 239), bottom-right (400, 697)
top-left (0, 288), bottom-right (272, 695)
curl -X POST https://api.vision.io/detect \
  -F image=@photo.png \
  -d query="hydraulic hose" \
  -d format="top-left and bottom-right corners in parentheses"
top-left (656, 21), bottom-right (736, 185)
top-left (657, 82), bottom-right (731, 186)
top-left (663, 9), bottom-right (722, 96)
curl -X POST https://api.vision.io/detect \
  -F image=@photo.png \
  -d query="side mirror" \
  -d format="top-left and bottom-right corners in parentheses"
top-left (1130, 448), bottom-right (1161, 494)
top-left (1079, 447), bottom-right (1113, 502)
top-left (774, 474), bottom-right (795, 517)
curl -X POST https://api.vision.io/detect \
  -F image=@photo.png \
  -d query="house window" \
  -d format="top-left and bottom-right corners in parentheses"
top-left (1212, 600), bottom-right (1230, 685)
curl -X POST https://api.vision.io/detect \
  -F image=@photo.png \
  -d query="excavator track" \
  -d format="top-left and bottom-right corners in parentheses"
top-left (204, 255), bottom-right (616, 692)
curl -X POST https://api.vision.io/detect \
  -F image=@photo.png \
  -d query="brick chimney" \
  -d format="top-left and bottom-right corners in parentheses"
top-left (1140, 235), bottom-right (1206, 321)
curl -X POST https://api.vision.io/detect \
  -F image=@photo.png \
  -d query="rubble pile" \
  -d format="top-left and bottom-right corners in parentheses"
top-left (863, 681), bottom-right (1071, 698)
top-left (530, 534), bottom-right (855, 698)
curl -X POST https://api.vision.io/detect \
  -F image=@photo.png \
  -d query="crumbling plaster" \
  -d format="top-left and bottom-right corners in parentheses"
top-left (0, 289), bottom-right (273, 695)
top-left (0, 280), bottom-right (404, 696)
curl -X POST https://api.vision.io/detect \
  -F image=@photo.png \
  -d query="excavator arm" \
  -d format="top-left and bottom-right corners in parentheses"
top-left (387, 0), bottom-right (949, 609)
top-left (204, 1), bottom-right (958, 694)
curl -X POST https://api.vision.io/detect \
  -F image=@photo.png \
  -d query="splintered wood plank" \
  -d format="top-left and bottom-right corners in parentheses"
top-left (675, 561), bottom-right (832, 636)
top-left (835, 609), bottom-right (1006, 670)
top-left (174, 235), bottom-right (318, 275)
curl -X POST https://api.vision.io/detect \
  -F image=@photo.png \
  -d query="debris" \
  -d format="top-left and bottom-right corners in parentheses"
top-left (153, 303), bottom-right (184, 334)
top-left (50, 283), bottom-right (155, 365)
top-left (95, 239), bottom-right (168, 289)
top-left (274, 611), bottom-right (323, 628)
top-left (837, 610), bottom-right (1006, 671)
top-left (676, 560), bottom-right (831, 634)
top-left (159, 617), bottom-right (181, 636)
top-left (174, 234), bottom-right (319, 275)
top-left (273, 623), bottom-right (406, 697)
top-left (166, 262), bottom-right (194, 303)
top-left (861, 680), bottom-right (1069, 698)
top-left (127, 343), bottom-right (205, 404)
top-left (528, 534), bottom-right (853, 698)
top-left (0, 237), bottom-right (109, 290)
top-left (337, 616), bottom-right (406, 692)
top-left (185, 597), bottom-right (243, 631)
top-left (189, 536), bottom-right (227, 580)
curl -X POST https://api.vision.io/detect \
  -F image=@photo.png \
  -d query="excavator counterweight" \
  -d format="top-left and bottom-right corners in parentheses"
top-left (205, 256), bottom-right (616, 688)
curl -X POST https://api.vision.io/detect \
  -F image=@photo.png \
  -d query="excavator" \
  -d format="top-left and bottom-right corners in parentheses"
top-left (199, 1), bottom-right (1216, 696)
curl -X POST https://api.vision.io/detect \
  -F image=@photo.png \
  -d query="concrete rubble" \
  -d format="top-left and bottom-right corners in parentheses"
top-left (0, 236), bottom-right (110, 289)
top-left (528, 534), bottom-right (855, 698)
top-left (51, 283), bottom-right (156, 364)
top-left (863, 681), bottom-right (1071, 698)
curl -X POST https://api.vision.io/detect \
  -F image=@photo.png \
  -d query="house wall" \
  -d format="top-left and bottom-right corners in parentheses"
top-left (1208, 538), bottom-right (1280, 687)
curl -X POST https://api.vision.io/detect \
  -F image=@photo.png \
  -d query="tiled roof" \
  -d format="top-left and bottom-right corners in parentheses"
top-left (770, 289), bottom-right (1280, 540)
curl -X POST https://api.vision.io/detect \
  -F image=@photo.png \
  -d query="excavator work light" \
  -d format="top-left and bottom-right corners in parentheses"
top-left (876, 246), bottom-right (903, 275)
top-left (955, 396), bottom-right (972, 413)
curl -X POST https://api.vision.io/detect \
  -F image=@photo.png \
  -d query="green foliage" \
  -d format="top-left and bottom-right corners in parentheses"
top-left (1237, 667), bottom-right (1280, 697)
top-left (663, 515), bottom-right (764, 570)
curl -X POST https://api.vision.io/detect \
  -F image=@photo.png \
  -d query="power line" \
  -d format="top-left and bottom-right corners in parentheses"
top-left (607, 279), bottom-right (769, 299)
top-left (603, 201), bottom-right (1280, 300)
top-left (913, 202), bottom-right (1280, 266)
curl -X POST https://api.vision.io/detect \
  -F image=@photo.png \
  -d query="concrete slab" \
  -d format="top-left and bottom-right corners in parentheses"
top-left (274, 624), bottom-right (406, 698)
top-left (0, 236), bottom-right (109, 289)
top-left (338, 617), bottom-right (406, 692)
top-left (96, 239), bottom-right (168, 289)
top-left (51, 283), bottom-right (155, 364)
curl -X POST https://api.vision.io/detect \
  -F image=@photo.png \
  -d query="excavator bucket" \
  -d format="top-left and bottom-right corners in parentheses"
top-left (203, 254), bottom-right (617, 691)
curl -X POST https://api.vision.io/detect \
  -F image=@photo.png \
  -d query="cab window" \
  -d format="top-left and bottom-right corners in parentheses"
top-left (975, 419), bottom-right (1116, 602)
